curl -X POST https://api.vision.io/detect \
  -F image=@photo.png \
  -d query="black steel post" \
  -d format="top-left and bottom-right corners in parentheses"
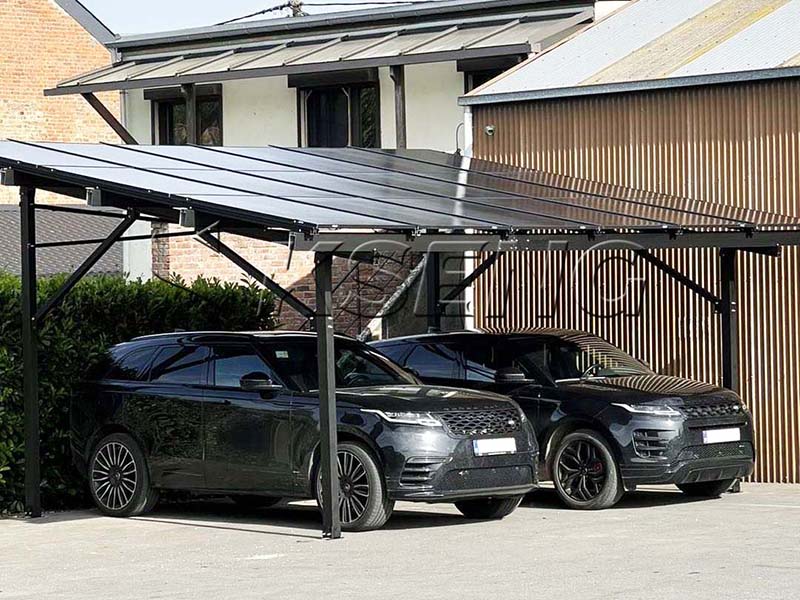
top-left (182, 84), bottom-right (197, 145)
top-left (389, 65), bottom-right (407, 149)
top-left (720, 249), bottom-right (739, 393)
top-left (315, 252), bottom-right (341, 539)
top-left (20, 186), bottom-right (41, 517)
top-left (426, 252), bottom-right (441, 332)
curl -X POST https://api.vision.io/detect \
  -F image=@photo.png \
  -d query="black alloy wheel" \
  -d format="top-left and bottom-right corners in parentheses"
top-left (89, 432), bottom-right (157, 517)
top-left (316, 441), bottom-right (394, 531)
top-left (552, 430), bottom-right (623, 510)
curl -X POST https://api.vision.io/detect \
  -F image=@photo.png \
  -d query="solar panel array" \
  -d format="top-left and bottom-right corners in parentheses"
top-left (0, 141), bottom-right (797, 236)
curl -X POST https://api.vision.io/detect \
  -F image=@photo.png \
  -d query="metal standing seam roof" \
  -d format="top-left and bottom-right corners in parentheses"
top-left (462, 0), bottom-right (800, 105)
top-left (0, 141), bottom-right (798, 243)
top-left (45, 6), bottom-right (593, 97)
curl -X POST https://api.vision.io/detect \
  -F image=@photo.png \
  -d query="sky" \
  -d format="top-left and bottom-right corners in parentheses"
top-left (80, 0), bottom-right (413, 35)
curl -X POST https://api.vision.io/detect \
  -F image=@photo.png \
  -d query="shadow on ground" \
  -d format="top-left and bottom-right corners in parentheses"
top-left (522, 486), bottom-right (707, 510)
top-left (18, 487), bottom-right (711, 537)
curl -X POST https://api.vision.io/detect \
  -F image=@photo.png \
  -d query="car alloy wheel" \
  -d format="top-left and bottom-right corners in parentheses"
top-left (315, 441), bottom-right (394, 531)
top-left (92, 440), bottom-right (138, 511)
top-left (557, 438), bottom-right (608, 502)
top-left (319, 449), bottom-right (371, 525)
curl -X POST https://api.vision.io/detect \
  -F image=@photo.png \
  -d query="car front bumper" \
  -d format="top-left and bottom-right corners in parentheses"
top-left (376, 421), bottom-right (539, 502)
top-left (616, 410), bottom-right (755, 487)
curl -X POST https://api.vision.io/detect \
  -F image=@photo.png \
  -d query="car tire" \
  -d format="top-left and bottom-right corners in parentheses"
top-left (231, 495), bottom-right (282, 509)
top-left (677, 479), bottom-right (735, 497)
top-left (552, 429), bottom-right (623, 510)
top-left (88, 432), bottom-right (156, 517)
top-left (315, 441), bottom-right (394, 532)
top-left (455, 495), bottom-right (523, 520)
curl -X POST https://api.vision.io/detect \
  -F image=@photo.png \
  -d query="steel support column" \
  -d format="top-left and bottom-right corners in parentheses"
top-left (426, 252), bottom-right (441, 332)
top-left (314, 252), bottom-right (341, 539)
top-left (19, 186), bottom-right (41, 517)
top-left (389, 65), bottom-right (407, 149)
top-left (720, 249), bottom-right (739, 393)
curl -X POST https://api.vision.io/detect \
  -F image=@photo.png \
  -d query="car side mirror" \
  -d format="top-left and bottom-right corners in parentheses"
top-left (494, 367), bottom-right (533, 384)
top-left (240, 372), bottom-right (283, 393)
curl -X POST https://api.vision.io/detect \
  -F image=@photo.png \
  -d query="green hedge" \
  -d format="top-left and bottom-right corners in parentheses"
top-left (0, 273), bottom-right (275, 514)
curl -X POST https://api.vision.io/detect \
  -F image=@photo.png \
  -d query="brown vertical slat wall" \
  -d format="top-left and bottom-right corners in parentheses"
top-left (472, 79), bottom-right (800, 483)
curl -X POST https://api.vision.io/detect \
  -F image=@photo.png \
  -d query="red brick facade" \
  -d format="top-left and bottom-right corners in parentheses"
top-left (0, 0), bottom-right (119, 204)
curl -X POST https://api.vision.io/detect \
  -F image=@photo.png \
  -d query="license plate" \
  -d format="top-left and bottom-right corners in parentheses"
top-left (702, 428), bottom-right (741, 444)
top-left (473, 437), bottom-right (517, 456)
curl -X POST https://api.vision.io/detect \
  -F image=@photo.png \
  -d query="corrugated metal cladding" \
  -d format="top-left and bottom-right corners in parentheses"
top-left (471, 78), bottom-right (800, 483)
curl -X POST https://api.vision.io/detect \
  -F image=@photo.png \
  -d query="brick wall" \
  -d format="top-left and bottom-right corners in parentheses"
top-left (0, 0), bottom-right (120, 204)
top-left (162, 230), bottom-right (418, 334)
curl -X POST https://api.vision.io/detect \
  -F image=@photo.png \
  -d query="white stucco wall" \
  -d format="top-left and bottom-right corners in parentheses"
top-left (121, 89), bottom-right (153, 281)
top-left (403, 62), bottom-right (465, 152)
top-left (222, 77), bottom-right (298, 146)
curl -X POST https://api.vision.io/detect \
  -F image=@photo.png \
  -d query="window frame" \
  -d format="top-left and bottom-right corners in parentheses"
top-left (148, 87), bottom-right (223, 146)
top-left (209, 342), bottom-right (285, 390)
top-left (147, 344), bottom-right (211, 386)
top-left (298, 82), bottom-right (381, 148)
top-left (103, 345), bottom-right (159, 382)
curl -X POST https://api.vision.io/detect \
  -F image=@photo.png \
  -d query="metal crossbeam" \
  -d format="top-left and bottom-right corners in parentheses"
top-left (35, 214), bottom-right (137, 322)
top-left (633, 249), bottom-right (722, 310)
top-left (197, 231), bottom-right (314, 319)
top-left (440, 252), bottom-right (500, 304)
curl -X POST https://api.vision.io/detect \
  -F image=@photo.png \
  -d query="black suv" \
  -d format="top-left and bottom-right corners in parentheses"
top-left (372, 329), bottom-right (755, 510)
top-left (71, 331), bottom-right (538, 531)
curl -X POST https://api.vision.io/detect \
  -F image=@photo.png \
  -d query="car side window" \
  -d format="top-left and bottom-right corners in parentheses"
top-left (105, 347), bottom-right (157, 381)
top-left (149, 345), bottom-right (210, 385)
top-left (212, 345), bottom-right (279, 388)
top-left (404, 344), bottom-right (459, 379)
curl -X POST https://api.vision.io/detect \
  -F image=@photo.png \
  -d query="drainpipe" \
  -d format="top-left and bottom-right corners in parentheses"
top-left (462, 107), bottom-right (476, 330)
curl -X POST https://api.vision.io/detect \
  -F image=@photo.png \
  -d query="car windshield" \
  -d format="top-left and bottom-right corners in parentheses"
top-left (510, 334), bottom-right (652, 384)
top-left (257, 339), bottom-right (415, 392)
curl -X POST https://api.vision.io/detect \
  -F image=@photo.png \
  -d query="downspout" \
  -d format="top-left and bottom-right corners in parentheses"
top-left (462, 106), bottom-right (476, 330)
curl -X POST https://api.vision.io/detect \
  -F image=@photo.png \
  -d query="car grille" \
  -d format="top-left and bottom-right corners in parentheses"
top-left (399, 457), bottom-right (446, 486)
top-left (633, 429), bottom-right (677, 459)
top-left (437, 408), bottom-right (521, 437)
top-left (677, 441), bottom-right (754, 462)
top-left (681, 402), bottom-right (744, 419)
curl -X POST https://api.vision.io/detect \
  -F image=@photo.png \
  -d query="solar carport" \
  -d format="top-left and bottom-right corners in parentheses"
top-left (2, 140), bottom-right (800, 538)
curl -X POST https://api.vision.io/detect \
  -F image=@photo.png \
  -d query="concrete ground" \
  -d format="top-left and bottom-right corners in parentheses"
top-left (1, 484), bottom-right (798, 600)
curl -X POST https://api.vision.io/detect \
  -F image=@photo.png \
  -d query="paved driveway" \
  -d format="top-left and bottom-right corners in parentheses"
top-left (1, 484), bottom-right (798, 600)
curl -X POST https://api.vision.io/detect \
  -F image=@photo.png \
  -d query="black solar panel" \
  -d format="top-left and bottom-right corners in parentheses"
top-left (0, 140), bottom-right (798, 238)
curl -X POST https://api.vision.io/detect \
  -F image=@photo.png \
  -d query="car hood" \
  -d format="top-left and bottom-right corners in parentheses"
top-left (335, 384), bottom-right (515, 412)
top-left (555, 373), bottom-right (740, 405)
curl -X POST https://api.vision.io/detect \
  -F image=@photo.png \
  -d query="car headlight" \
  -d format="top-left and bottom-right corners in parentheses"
top-left (362, 409), bottom-right (443, 427)
top-left (612, 403), bottom-right (681, 417)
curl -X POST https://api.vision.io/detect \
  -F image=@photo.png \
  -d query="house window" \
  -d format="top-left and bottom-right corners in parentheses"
top-left (300, 84), bottom-right (379, 148)
top-left (146, 85), bottom-right (223, 146)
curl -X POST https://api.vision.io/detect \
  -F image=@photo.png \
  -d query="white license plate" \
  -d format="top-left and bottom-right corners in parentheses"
top-left (702, 428), bottom-right (741, 444)
top-left (473, 437), bottom-right (517, 456)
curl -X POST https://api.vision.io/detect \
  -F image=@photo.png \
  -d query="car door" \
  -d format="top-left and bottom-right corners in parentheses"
top-left (134, 344), bottom-right (210, 489)
top-left (506, 338), bottom-right (563, 443)
top-left (203, 343), bottom-right (294, 494)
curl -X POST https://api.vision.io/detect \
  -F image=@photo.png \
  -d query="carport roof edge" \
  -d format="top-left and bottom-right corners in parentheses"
top-left (1, 140), bottom-right (800, 251)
